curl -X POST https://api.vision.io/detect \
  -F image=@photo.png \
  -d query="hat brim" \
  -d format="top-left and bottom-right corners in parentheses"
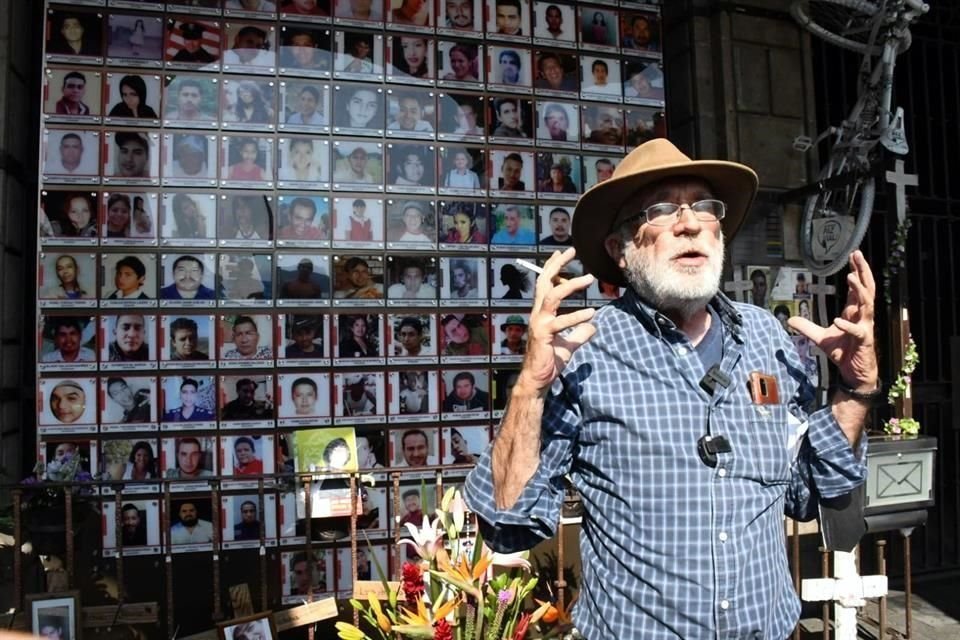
top-left (572, 160), bottom-right (758, 287)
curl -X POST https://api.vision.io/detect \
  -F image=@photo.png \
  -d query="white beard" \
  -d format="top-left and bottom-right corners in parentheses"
top-left (622, 231), bottom-right (725, 320)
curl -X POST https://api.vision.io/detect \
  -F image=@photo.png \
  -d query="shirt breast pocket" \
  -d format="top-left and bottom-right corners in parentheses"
top-left (737, 404), bottom-right (792, 486)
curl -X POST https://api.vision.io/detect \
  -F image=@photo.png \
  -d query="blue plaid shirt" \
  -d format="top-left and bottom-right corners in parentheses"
top-left (466, 289), bottom-right (867, 639)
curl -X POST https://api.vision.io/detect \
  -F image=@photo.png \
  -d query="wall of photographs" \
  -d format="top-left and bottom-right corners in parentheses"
top-left (36, 0), bottom-right (664, 599)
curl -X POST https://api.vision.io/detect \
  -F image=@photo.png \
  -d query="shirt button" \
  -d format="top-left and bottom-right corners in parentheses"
top-left (677, 346), bottom-right (688, 356)
top-left (720, 600), bottom-right (730, 610)
top-left (719, 531), bottom-right (728, 542)
top-left (718, 468), bottom-right (727, 477)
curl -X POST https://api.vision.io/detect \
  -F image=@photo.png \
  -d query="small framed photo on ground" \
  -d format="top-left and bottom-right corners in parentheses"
top-left (99, 313), bottom-right (158, 370)
top-left (439, 256), bottom-right (487, 307)
top-left (220, 135), bottom-right (275, 188)
top-left (107, 14), bottom-right (165, 67)
top-left (386, 35), bottom-right (435, 85)
top-left (104, 72), bottom-right (162, 126)
top-left (497, 201), bottom-right (544, 246)
top-left (217, 253), bottom-right (274, 306)
top-left (278, 25), bottom-right (333, 77)
top-left (486, 45), bottom-right (532, 94)
top-left (492, 312), bottom-right (528, 360)
top-left (389, 370), bottom-right (439, 422)
top-left (438, 0), bottom-right (481, 37)
top-left (331, 197), bottom-right (384, 248)
top-left (333, 30), bottom-right (384, 81)
top-left (163, 74), bottom-right (220, 128)
top-left (490, 257), bottom-right (534, 304)
top-left (580, 55), bottom-right (622, 102)
top-left (333, 0), bottom-right (384, 28)
top-left (27, 592), bottom-right (81, 640)
top-left (488, 149), bottom-right (534, 198)
top-left (277, 372), bottom-right (332, 426)
top-left (581, 104), bottom-right (624, 151)
top-left (387, 313), bottom-right (436, 363)
top-left (532, 2), bottom-right (576, 48)
top-left (46, 9), bottom-right (104, 64)
top-left (102, 130), bottom-right (160, 186)
top-left (221, 23), bottom-right (278, 74)
top-left (40, 190), bottom-right (100, 246)
top-left (160, 193), bottom-right (217, 247)
top-left (220, 78), bottom-right (278, 131)
top-left (581, 154), bottom-right (617, 191)
top-left (38, 315), bottom-right (98, 372)
top-left (164, 19), bottom-right (221, 71)
top-left (385, 199), bottom-right (437, 249)
top-left (333, 313), bottom-right (385, 364)
top-left (536, 152), bottom-right (581, 200)
top-left (385, 255), bottom-right (438, 305)
top-left (38, 378), bottom-right (98, 435)
top-left (276, 195), bottom-right (331, 246)
top-left (277, 137), bottom-right (330, 188)
top-left (534, 50), bottom-right (579, 96)
top-left (38, 252), bottom-right (98, 309)
top-left (42, 129), bottom-right (101, 184)
top-left (485, 0), bottom-right (531, 43)
top-left (438, 145), bottom-right (485, 196)
top-left (159, 253), bottom-right (217, 307)
top-left (159, 314), bottom-right (215, 368)
top-left (277, 313), bottom-right (330, 364)
top-left (440, 368), bottom-right (490, 419)
top-left (436, 40), bottom-right (483, 89)
top-left (578, 6), bottom-right (619, 53)
top-left (276, 253), bottom-right (332, 305)
top-left (218, 313), bottom-right (275, 367)
top-left (160, 375), bottom-right (218, 429)
top-left (535, 100), bottom-right (579, 148)
top-left (101, 499), bottom-right (162, 554)
top-left (43, 68), bottom-right (102, 125)
top-left (333, 371), bottom-right (386, 424)
top-left (622, 59), bottom-right (665, 106)
top-left (439, 311), bottom-right (490, 363)
top-left (162, 133), bottom-right (219, 187)
top-left (279, 80), bottom-right (331, 132)
top-left (101, 192), bottom-right (160, 246)
top-left (438, 200), bottom-right (487, 249)
top-left (331, 140), bottom-right (384, 191)
top-left (436, 92), bottom-right (485, 141)
top-left (487, 96), bottom-right (533, 144)
top-left (385, 88), bottom-right (436, 139)
top-left (538, 204), bottom-right (574, 250)
top-left (219, 193), bottom-right (275, 247)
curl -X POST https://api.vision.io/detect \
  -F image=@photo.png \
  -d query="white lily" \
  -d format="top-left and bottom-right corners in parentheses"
top-left (398, 514), bottom-right (444, 561)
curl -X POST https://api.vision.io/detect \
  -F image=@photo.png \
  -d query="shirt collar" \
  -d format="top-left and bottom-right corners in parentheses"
top-left (622, 287), bottom-right (744, 342)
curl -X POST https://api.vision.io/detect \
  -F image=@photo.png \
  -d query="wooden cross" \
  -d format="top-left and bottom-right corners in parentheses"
top-left (802, 549), bottom-right (888, 640)
top-left (885, 159), bottom-right (919, 223)
top-left (723, 266), bottom-right (754, 303)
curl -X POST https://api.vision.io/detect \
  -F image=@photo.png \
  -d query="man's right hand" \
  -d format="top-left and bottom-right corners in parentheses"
top-left (516, 247), bottom-right (598, 397)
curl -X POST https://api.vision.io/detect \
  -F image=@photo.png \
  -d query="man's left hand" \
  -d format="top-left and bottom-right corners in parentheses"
top-left (788, 251), bottom-right (879, 391)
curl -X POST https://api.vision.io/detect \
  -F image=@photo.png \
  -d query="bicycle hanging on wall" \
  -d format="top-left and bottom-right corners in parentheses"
top-left (789, 0), bottom-right (929, 276)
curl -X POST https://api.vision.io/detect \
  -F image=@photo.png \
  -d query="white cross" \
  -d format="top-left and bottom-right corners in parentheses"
top-left (885, 159), bottom-right (919, 223)
top-left (723, 266), bottom-right (754, 303)
top-left (802, 549), bottom-right (888, 640)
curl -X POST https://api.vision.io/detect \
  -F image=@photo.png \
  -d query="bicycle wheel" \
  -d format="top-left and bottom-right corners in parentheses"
top-left (799, 155), bottom-right (876, 276)
top-left (791, 0), bottom-right (884, 55)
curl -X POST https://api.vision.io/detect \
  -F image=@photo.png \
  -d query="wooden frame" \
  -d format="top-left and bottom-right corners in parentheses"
top-left (26, 591), bottom-right (81, 640)
top-left (216, 611), bottom-right (277, 640)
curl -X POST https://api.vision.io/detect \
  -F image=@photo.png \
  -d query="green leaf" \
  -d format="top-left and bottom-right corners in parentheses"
top-left (390, 624), bottom-right (435, 638)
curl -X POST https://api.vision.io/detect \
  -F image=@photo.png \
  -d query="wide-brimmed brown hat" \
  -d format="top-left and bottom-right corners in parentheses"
top-left (572, 139), bottom-right (759, 286)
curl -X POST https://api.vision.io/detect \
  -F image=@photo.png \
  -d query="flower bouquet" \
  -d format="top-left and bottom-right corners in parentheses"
top-left (337, 487), bottom-right (558, 640)
top-left (20, 450), bottom-right (98, 555)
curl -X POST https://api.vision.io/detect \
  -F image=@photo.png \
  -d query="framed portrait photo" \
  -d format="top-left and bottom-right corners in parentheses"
top-left (27, 592), bottom-right (81, 640)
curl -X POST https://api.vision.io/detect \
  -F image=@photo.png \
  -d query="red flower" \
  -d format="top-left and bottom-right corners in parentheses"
top-left (401, 561), bottom-right (425, 601)
top-left (512, 612), bottom-right (531, 639)
top-left (433, 619), bottom-right (453, 640)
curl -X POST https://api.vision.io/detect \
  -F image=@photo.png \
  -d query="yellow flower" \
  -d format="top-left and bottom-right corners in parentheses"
top-left (334, 621), bottom-right (366, 640)
top-left (367, 593), bottom-right (392, 633)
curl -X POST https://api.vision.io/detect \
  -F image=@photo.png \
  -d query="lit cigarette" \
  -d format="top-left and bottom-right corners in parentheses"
top-left (515, 258), bottom-right (568, 284)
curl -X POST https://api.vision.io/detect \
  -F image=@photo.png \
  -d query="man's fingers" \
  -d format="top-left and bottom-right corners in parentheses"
top-left (786, 316), bottom-right (826, 342)
top-left (540, 274), bottom-right (596, 313)
top-left (549, 307), bottom-right (596, 333)
top-left (850, 250), bottom-right (876, 293)
top-left (833, 316), bottom-right (872, 343)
